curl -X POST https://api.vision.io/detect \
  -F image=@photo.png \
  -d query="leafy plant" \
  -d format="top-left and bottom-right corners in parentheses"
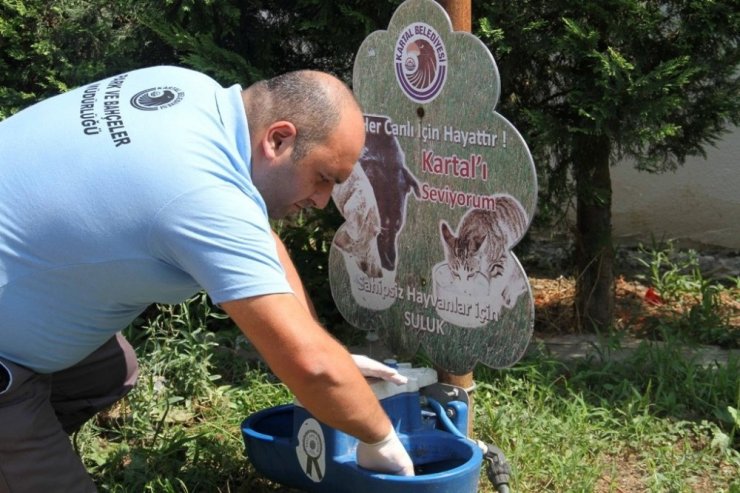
top-left (71, 291), bottom-right (740, 492)
top-left (634, 241), bottom-right (739, 348)
top-left (124, 293), bottom-right (229, 399)
top-left (0, 0), bottom-right (175, 117)
top-left (636, 241), bottom-right (700, 301)
top-left (76, 294), bottom-right (292, 492)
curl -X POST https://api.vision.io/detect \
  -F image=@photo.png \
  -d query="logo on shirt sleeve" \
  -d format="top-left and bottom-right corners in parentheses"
top-left (130, 87), bottom-right (184, 111)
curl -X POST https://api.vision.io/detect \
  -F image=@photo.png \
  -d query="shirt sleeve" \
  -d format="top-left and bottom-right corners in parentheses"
top-left (147, 184), bottom-right (293, 304)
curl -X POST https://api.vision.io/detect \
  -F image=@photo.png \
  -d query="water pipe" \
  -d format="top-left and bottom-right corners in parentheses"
top-left (424, 396), bottom-right (512, 493)
top-left (423, 396), bottom-right (466, 439)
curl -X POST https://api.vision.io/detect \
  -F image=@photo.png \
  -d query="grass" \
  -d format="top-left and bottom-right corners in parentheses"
top-left (77, 245), bottom-right (740, 492)
top-left (474, 349), bottom-right (739, 492)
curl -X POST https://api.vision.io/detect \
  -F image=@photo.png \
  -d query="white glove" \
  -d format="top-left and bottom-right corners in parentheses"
top-left (356, 427), bottom-right (415, 476)
top-left (351, 354), bottom-right (408, 385)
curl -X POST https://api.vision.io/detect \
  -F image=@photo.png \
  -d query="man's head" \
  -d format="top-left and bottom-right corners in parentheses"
top-left (243, 71), bottom-right (365, 219)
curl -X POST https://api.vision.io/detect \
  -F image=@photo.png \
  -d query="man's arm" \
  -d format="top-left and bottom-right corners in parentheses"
top-left (222, 294), bottom-right (413, 474)
top-left (221, 294), bottom-right (390, 443)
top-left (271, 230), bottom-right (318, 320)
top-left (224, 231), bottom-right (413, 475)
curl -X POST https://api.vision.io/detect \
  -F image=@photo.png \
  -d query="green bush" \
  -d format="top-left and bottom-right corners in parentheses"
top-left (0, 0), bottom-right (174, 117)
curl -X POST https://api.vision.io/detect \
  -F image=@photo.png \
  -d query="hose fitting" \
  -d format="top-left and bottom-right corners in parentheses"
top-left (479, 441), bottom-right (511, 493)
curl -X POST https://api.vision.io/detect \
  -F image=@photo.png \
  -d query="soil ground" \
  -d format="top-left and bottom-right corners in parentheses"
top-left (520, 238), bottom-right (739, 346)
top-left (529, 272), bottom-right (739, 346)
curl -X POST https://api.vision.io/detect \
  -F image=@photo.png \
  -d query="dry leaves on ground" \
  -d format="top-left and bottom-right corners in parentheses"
top-left (531, 275), bottom-right (739, 341)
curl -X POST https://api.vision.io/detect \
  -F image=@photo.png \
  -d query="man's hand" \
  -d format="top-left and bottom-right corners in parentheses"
top-left (356, 427), bottom-right (415, 476)
top-left (351, 355), bottom-right (408, 385)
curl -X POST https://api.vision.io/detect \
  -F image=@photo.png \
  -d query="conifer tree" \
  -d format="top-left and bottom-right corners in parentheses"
top-left (476, 0), bottom-right (739, 330)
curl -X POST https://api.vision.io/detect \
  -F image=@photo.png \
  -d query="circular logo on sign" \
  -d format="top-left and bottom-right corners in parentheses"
top-left (302, 430), bottom-right (323, 458)
top-left (296, 418), bottom-right (326, 483)
top-left (130, 87), bottom-right (184, 111)
top-left (394, 23), bottom-right (448, 103)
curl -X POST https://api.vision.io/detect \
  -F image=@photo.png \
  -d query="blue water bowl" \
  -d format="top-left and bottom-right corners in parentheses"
top-left (242, 402), bottom-right (483, 493)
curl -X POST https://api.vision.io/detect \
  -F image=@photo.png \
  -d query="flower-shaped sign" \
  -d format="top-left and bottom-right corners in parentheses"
top-left (329, 0), bottom-right (537, 374)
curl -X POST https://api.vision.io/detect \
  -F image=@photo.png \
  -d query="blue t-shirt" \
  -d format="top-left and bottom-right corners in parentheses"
top-left (0, 66), bottom-right (292, 373)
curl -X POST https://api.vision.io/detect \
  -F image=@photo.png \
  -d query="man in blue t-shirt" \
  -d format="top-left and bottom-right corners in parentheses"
top-left (0, 66), bottom-right (414, 491)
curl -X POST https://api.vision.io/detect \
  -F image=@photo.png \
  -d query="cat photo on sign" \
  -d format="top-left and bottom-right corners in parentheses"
top-left (433, 195), bottom-right (528, 327)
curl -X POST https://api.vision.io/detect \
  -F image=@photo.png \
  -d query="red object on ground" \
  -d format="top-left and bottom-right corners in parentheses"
top-left (644, 287), bottom-right (664, 306)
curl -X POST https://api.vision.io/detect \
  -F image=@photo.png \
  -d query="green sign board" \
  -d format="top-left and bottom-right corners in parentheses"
top-left (329, 0), bottom-right (537, 374)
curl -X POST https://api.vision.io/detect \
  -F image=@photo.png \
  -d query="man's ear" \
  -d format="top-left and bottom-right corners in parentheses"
top-left (262, 121), bottom-right (297, 159)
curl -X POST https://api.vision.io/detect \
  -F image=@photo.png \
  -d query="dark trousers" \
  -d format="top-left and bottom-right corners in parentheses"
top-left (0, 333), bottom-right (138, 493)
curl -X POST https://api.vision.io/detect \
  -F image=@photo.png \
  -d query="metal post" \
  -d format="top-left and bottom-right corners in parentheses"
top-left (437, 0), bottom-right (472, 32)
top-left (436, 2), bottom-right (475, 436)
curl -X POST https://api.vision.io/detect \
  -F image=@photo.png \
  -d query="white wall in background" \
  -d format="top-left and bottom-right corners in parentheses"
top-left (611, 125), bottom-right (739, 249)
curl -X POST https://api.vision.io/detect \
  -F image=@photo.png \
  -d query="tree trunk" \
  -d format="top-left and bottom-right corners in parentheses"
top-left (573, 133), bottom-right (615, 332)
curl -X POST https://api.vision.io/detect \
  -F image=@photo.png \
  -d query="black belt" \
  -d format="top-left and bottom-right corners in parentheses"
top-left (0, 362), bottom-right (10, 393)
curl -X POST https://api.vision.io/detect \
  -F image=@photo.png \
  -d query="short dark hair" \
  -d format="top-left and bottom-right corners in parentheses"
top-left (248, 71), bottom-right (356, 162)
